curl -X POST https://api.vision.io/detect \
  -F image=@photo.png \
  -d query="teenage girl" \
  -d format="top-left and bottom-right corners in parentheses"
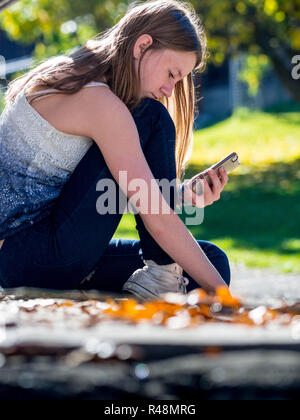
top-left (0, 0), bottom-right (230, 299)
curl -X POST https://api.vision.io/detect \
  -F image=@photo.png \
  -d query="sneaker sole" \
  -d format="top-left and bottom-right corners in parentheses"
top-left (123, 281), bottom-right (160, 300)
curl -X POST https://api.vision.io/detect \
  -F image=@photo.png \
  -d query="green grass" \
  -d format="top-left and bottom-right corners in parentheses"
top-left (114, 107), bottom-right (300, 274)
top-left (192, 107), bottom-right (300, 167)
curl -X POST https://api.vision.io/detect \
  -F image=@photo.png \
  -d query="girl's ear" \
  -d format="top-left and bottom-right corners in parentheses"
top-left (133, 34), bottom-right (153, 59)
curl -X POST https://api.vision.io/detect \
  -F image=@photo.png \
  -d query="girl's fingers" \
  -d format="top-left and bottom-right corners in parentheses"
top-left (203, 175), bottom-right (214, 205)
top-left (209, 169), bottom-right (222, 188)
top-left (183, 180), bottom-right (205, 208)
top-left (210, 168), bottom-right (228, 196)
top-left (207, 169), bottom-right (222, 200)
top-left (186, 167), bottom-right (229, 208)
top-left (219, 167), bottom-right (228, 186)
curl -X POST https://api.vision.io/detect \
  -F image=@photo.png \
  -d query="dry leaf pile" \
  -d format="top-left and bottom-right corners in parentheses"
top-left (1, 287), bottom-right (299, 331)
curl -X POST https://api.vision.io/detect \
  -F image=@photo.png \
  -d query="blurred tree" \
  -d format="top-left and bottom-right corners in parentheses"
top-left (0, 0), bottom-right (299, 102)
top-left (191, 0), bottom-right (300, 103)
top-left (0, 0), bottom-right (128, 60)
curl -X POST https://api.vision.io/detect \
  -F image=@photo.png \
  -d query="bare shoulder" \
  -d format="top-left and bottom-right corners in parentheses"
top-left (77, 86), bottom-right (134, 138)
top-left (26, 84), bottom-right (129, 138)
top-left (79, 84), bottom-right (121, 111)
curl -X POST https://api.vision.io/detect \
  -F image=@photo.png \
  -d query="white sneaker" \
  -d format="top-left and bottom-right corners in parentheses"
top-left (122, 259), bottom-right (189, 300)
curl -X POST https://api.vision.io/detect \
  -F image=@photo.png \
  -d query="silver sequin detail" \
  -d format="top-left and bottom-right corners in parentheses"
top-left (0, 89), bottom-right (96, 239)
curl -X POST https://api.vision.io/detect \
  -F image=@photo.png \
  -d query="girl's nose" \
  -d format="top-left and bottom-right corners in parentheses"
top-left (160, 84), bottom-right (175, 98)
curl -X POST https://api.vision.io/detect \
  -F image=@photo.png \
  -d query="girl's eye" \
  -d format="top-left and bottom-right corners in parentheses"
top-left (169, 72), bottom-right (175, 79)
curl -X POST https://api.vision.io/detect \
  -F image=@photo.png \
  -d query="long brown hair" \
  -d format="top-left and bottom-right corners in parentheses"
top-left (6, 0), bottom-right (207, 181)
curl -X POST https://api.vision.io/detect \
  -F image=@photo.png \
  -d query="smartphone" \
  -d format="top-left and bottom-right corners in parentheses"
top-left (191, 152), bottom-right (240, 194)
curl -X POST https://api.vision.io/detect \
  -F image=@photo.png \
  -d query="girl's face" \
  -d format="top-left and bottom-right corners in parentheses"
top-left (134, 39), bottom-right (197, 100)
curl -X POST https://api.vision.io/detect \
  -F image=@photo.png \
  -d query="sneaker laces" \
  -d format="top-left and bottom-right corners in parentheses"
top-left (170, 262), bottom-right (189, 293)
top-left (178, 276), bottom-right (189, 293)
top-left (144, 260), bottom-right (189, 294)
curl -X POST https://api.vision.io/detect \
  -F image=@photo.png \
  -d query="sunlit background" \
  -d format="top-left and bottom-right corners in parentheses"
top-left (1, 0), bottom-right (299, 273)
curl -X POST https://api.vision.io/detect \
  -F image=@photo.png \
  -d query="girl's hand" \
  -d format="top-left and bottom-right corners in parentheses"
top-left (182, 168), bottom-right (229, 208)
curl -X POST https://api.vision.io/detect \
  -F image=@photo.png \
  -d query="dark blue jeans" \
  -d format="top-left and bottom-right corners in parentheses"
top-left (0, 98), bottom-right (230, 292)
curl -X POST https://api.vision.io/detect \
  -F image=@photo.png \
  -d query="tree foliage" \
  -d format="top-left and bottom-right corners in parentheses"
top-left (0, 0), bottom-right (299, 102)
top-left (0, 0), bottom-right (128, 59)
top-left (191, 0), bottom-right (300, 102)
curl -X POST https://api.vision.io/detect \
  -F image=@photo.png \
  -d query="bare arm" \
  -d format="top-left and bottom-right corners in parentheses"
top-left (83, 89), bottom-right (227, 293)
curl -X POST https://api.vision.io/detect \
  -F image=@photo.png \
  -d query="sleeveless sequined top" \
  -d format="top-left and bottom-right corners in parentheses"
top-left (0, 81), bottom-right (109, 239)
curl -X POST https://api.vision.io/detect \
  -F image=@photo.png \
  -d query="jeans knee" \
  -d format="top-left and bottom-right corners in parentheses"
top-left (132, 98), bottom-right (176, 141)
top-left (199, 241), bottom-right (231, 287)
top-left (218, 248), bottom-right (231, 287)
top-left (151, 100), bottom-right (175, 137)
